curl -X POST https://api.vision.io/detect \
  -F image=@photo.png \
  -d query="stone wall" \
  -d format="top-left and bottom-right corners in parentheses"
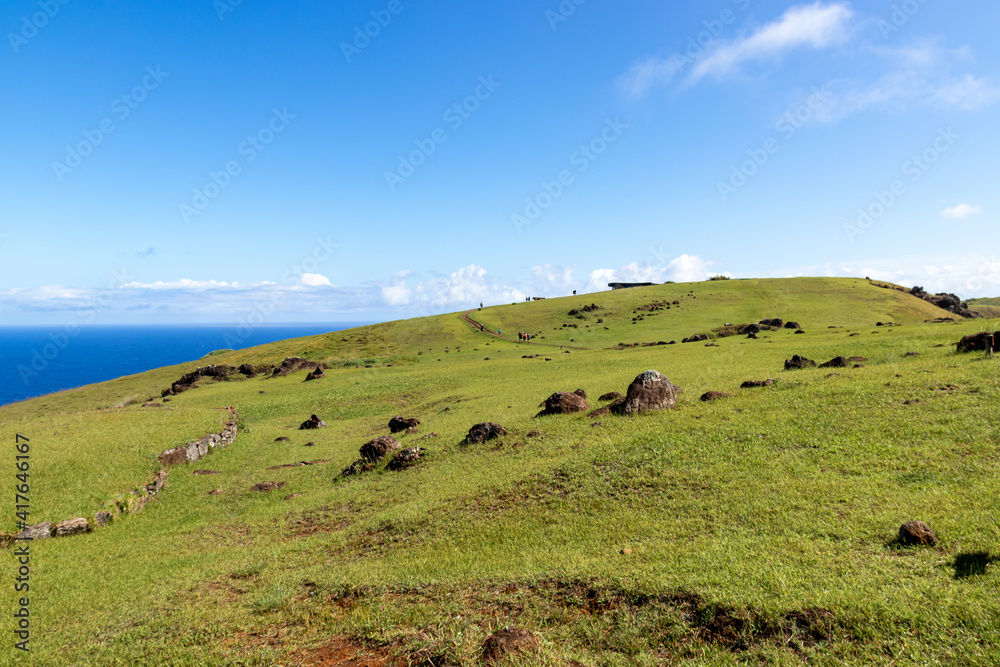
top-left (4, 408), bottom-right (238, 545)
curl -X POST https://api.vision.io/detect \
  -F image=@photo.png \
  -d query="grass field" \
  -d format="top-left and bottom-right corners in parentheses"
top-left (1, 277), bottom-right (999, 666)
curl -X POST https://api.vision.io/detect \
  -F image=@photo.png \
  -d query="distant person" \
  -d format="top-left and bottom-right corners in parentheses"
top-left (480, 302), bottom-right (483, 310)
top-left (573, 290), bottom-right (576, 295)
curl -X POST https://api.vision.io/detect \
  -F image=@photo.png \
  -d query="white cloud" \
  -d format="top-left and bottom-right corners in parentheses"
top-left (940, 203), bottom-right (982, 219)
top-left (299, 273), bottom-right (334, 287)
top-left (688, 2), bottom-right (854, 84)
top-left (619, 58), bottom-right (684, 100)
top-left (531, 264), bottom-right (576, 294)
top-left (121, 279), bottom-right (276, 291)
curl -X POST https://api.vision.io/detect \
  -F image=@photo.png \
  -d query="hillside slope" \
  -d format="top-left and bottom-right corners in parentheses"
top-left (2, 277), bottom-right (998, 666)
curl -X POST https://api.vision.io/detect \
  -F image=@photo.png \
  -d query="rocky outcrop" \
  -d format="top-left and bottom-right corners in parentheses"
top-left (616, 370), bottom-right (679, 415)
top-left (299, 414), bottom-right (328, 430)
top-left (359, 436), bottom-right (402, 463)
top-left (462, 422), bottom-right (507, 444)
top-left (537, 392), bottom-right (590, 416)
top-left (388, 416), bottom-right (420, 433)
top-left (910, 287), bottom-right (981, 318)
top-left (956, 332), bottom-right (999, 353)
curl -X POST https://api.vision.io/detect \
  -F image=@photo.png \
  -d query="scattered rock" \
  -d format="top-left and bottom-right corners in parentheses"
top-left (537, 391), bottom-right (590, 416)
top-left (794, 329), bottom-right (806, 334)
top-left (621, 547), bottom-right (632, 555)
top-left (419, 432), bottom-right (439, 440)
top-left (784, 355), bottom-right (815, 370)
top-left (741, 379), bottom-right (775, 389)
top-left (573, 388), bottom-right (588, 399)
top-left (340, 459), bottom-right (375, 477)
top-left (359, 436), bottom-right (402, 463)
top-left (275, 437), bottom-right (291, 442)
top-left (526, 430), bottom-right (541, 438)
top-left (847, 356), bottom-right (868, 362)
top-left (825, 373), bottom-right (840, 379)
top-left (545, 357), bottom-right (553, 361)
top-left (55, 518), bottom-right (90, 537)
top-left (208, 489), bottom-right (224, 495)
top-left (142, 402), bottom-right (162, 408)
top-left (481, 628), bottom-right (540, 664)
top-left (299, 414), bottom-right (328, 430)
top-left (192, 470), bottom-right (220, 475)
top-left (903, 351), bottom-right (921, 357)
top-left (819, 357), bottom-right (849, 368)
top-left (784, 321), bottom-right (801, 329)
top-left (598, 391), bottom-right (623, 402)
top-left (614, 370), bottom-right (679, 415)
top-left (250, 481), bottom-right (286, 492)
top-left (389, 416), bottom-right (420, 433)
top-left (700, 391), bottom-right (733, 402)
top-left (386, 447), bottom-right (426, 471)
top-left (898, 520), bottom-right (938, 547)
top-left (404, 426), bottom-right (419, 435)
top-left (682, 334), bottom-right (709, 343)
top-left (94, 512), bottom-right (113, 528)
top-left (760, 318), bottom-right (783, 327)
top-left (283, 494), bottom-right (304, 500)
top-left (18, 522), bottom-right (53, 541)
top-left (304, 368), bottom-right (325, 381)
top-left (463, 422), bottom-right (507, 445)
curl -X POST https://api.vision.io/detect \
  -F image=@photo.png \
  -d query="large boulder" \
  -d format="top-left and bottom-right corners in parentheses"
top-left (956, 332), bottom-right (999, 353)
top-left (359, 436), bottom-right (402, 463)
top-left (760, 318), bottom-right (783, 327)
top-left (388, 416), bottom-right (420, 433)
top-left (481, 628), bottom-right (540, 664)
top-left (613, 370), bottom-right (679, 415)
top-left (537, 391), bottom-right (590, 416)
top-left (299, 414), bottom-right (328, 430)
top-left (784, 355), bottom-right (816, 370)
top-left (462, 422), bottom-right (507, 444)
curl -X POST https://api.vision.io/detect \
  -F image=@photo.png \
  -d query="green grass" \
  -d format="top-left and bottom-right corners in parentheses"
top-left (1, 278), bottom-right (999, 665)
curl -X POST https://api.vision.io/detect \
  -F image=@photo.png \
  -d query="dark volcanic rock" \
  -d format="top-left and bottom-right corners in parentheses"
top-left (299, 414), bottom-right (328, 430)
top-left (741, 379), bottom-right (775, 389)
top-left (784, 321), bottom-right (801, 329)
top-left (359, 435), bottom-right (401, 463)
top-left (275, 437), bottom-right (291, 442)
top-left (462, 422), bottom-right (507, 444)
top-left (898, 520), bottom-right (938, 547)
top-left (481, 628), bottom-right (540, 664)
top-left (956, 332), bottom-right (999, 353)
top-left (386, 447), bottom-right (426, 471)
top-left (700, 391), bottom-right (733, 402)
top-left (162, 364), bottom-right (236, 397)
top-left (272, 357), bottom-right (323, 377)
top-left (819, 357), bottom-right (849, 368)
top-left (339, 459), bottom-right (375, 477)
top-left (598, 391), bottom-right (623, 402)
top-left (740, 323), bottom-right (761, 335)
top-left (784, 355), bottom-right (816, 370)
top-left (388, 416), bottom-right (420, 433)
top-left (573, 388), bottom-right (588, 399)
top-left (537, 391), bottom-right (590, 416)
top-left (304, 368), bottom-right (325, 381)
top-left (759, 318), bottom-right (783, 327)
top-left (910, 287), bottom-right (981, 319)
top-left (682, 334), bottom-right (709, 343)
top-left (613, 370), bottom-right (679, 415)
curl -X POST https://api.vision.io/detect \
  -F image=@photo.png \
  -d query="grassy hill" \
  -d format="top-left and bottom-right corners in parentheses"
top-left (2, 277), bottom-right (999, 665)
top-left (967, 297), bottom-right (1000, 319)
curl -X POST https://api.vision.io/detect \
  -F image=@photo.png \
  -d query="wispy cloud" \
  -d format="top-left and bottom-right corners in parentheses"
top-left (688, 2), bottom-right (854, 84)
top-left (940, 203), bottom-right (982, 219)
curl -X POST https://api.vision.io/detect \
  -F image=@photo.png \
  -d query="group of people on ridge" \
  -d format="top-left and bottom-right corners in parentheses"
top-left (517, 332), bottom-right (532, 342)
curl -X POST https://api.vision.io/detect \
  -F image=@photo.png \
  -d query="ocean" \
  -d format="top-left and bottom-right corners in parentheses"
top-left (0, 324), bottom-right (368, 407)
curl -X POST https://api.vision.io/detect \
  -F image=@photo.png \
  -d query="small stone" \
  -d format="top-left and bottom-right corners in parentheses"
top-left (621, 548), bottom-right (632, 555)
top-left (898, 520), bottom-right (938, 547)
top-left (250, 481), bottom-right (286, 492)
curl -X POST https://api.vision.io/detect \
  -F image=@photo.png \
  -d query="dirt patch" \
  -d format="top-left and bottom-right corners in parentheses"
top-left (287, 504), bottom-right (364, 538)
top-left (300, 637), bottom-right (401, 666)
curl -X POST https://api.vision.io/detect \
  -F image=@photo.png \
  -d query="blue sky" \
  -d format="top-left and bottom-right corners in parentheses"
top-left (1, 0), bottom-right (998, 324)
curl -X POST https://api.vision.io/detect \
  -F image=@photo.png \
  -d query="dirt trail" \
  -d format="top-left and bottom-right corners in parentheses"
top-left (461, 310), bottom-right (589, 351)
